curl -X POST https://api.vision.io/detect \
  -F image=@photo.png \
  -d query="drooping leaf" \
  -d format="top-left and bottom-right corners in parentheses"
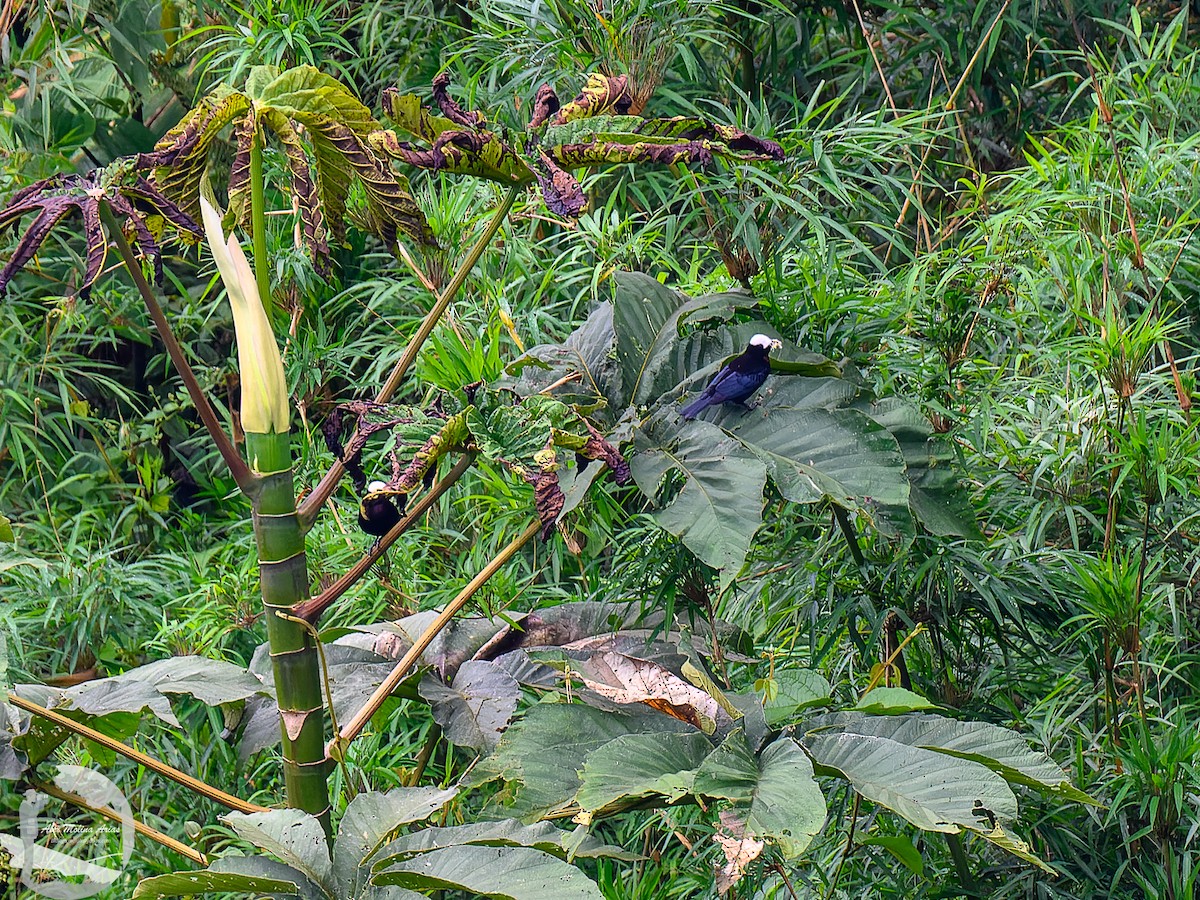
top-left (376, 74), bottom-right (782, 217)
top-left (419, 660), bottom-right (520, 753)
top-left (575, 730), bottom-right (714, 814)
top-left (145, 64), bottom-right (433, 262)
top-left (142, 86), bottom-right (252, 221)
top-left (131, 859), bottom-right (309, 898)
top-left (692, 731), bottom-right (826, 858)
top-left (976, 823), bottom-right (1056, 874)
top-left (630, 414), bottom-right (767, 588)
top-left (806, 712), bottom-right (1097, 805)
top-left (474, 703), bottom-right (693, 821)
top-left (333, 787), bottom-right (459, 896)
top-left (865, 399), bottom-right (983, 539)
top-left (374, 819), bottom-right (636, 865)
top-left (223, 809), bottom-right (333, 895)
top-left (0, 168), bottom-right (200, 297)
top-left (373, 845), bottom-right (603, 899)
top-left (802, 732), bottom-right (1019, 833)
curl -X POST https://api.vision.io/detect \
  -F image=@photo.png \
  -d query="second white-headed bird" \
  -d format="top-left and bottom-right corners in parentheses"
top-left (679, 333), bottom-right (782, 419)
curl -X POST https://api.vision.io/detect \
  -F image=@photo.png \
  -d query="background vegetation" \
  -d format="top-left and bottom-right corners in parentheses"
top-left (2, 0), bottom-right (1200, 897)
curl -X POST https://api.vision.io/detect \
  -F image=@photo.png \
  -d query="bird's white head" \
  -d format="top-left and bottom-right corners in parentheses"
top-left (750, 333), bottom-right (783, 352)
top-left (367, 480), bottom-right (388, 493)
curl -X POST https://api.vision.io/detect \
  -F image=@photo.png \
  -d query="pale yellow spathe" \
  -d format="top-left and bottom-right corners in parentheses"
top-left (199, 195), bottom-right (290, 435)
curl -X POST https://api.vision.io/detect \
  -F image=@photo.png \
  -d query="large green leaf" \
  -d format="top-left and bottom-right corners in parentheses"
top-left (610, 274), bottom-right (758, 409)
top-left (865, 399), bottom-right (982, 538)
top-left (473, 703), bottom-right (692, 821)
top-left (132, 858), bottom-right (310, 898)
top-left (807, 712), bottom-right (1097, 805)
top-left (419, 660), bottom-right (520, 753)
top-left (761, 669), bottom-right (833, 726)
top-left (374, 819), bottom-right (637, 864)
top-left (745, 737), bottom-right (827, 858)
top-left (333, 787), bottom-right (459, 896)
top-left (630, 415), bottom-right (767, 587)
top-left (803, 732), bottom-right (1018, 833)
top-left (373, 845), bottom-right (603, 899)
top-left (224, 809), bottom-right (333, 895)
top-left (503, 271), bottom-right (976, 580)
top-left (693, 732), bottom-right (826, 859)
top-left (575, 730), bottom-right (714, 813)
top-left (715, 406), bottom-right (910, 522)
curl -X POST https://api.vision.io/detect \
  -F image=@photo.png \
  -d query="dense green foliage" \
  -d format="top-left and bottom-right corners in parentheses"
top-left (3, 0), bottom-right (1200, 897)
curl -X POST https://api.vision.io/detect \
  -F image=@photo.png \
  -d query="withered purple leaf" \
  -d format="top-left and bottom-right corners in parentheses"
top-left (432, 72), bottom-right (486, 130)
top-left (0, 168), bottom-right (201, 298)
top-left (528, 84), bottom-right (561, 129)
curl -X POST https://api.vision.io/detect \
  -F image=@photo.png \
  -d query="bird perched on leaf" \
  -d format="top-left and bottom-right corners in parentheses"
top-left (358, 481), bottom-right (403, 537)
top-left (679, 333), bottom-right (782, 419)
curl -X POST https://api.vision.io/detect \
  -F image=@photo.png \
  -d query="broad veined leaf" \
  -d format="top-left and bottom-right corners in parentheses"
top-left (715, 406), bottom-right (910, 522)
top-left (419, 660), bottom-right (520, 753)
top-left (373, 819), bottom-right (636, 865)
top-left (630, 414), bottom-right (767, 587)
top-left (223, 809), bottom-right (333, 895)
top-left (473, 703), bottom-right (693, 821)
top-left (865, 399), bottom-right (982, 539)
top-left (852, 687), bottom-right (938, 715)
top-left (131, 857), bottom-right (313, 898)
top-left (575, 730), bottom-right (714, 814)
top-left (610, 273), bottom-right (759, 410)
top-left (373, 845), bottom-right (603, 899)
top-left (805, 712), bottom-right (1096, 805)
top-left (52, 656), bottom-right (267, 729)
top-left (802, 732), bottom-right (1019, 833)
top-left (745, 737), bottom-right (827, 858)
top-left (333, 787), bottom-right (459, 896)
top-left (760, 668), bottom-right (833, 726)
top-left (693, 731), bottom-right (826, 859)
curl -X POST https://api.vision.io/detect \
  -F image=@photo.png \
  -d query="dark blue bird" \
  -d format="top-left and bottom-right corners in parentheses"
top-left (679, 333), bottom-right (782, 419)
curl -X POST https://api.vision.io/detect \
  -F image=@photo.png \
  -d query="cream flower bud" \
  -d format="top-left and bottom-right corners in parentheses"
top-left (200, 195), bottom-right (289, 435)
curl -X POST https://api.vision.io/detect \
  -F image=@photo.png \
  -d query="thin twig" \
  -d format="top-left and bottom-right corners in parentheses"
top-left (864, 623), bottom-right (927, 692)
top-left (892, 0), bottom-right (1012, 240)
top-left (8, 693), bottom-right (267, 814)
top-left (32, 779), bottom-right (208, 866)
top-left (406, 723), bottom-right (443, 787)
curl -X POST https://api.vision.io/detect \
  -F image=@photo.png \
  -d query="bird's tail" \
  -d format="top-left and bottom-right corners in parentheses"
top-left (679, 395), bottom-right (710, 419)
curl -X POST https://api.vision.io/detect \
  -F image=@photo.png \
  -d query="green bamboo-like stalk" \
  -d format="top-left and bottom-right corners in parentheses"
top-left (198, 175), bottom-right (332, 829)
top-left (246, 430), bottom-right (331, 829)
top-left (249, 132), bottom-right (273, 311)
